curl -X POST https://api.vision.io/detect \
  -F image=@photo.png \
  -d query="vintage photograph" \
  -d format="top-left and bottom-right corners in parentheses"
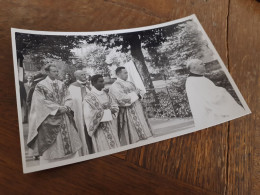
top-left (11, 15), bottom-right (250, 173)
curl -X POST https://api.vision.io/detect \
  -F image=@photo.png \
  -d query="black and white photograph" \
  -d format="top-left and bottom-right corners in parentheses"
top-left (11, 15), bottom-right (251, 173)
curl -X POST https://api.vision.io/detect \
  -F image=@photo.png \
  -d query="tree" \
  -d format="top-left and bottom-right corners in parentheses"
top-left (15, 33), bottom-right (84, 70)
top-left (85, 21), bottom-right (187, 103)
top-left (157, 20), bottom-right (214, 74)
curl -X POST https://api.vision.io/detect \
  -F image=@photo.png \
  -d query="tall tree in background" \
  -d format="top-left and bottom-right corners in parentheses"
top-left (86, 21), bottom-right (187, 102)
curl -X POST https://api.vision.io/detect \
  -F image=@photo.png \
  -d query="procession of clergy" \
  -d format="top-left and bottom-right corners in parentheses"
top-left (26, 59), bottom-right (244, 165)
top-left (27, 64), bottom-right (153, 164)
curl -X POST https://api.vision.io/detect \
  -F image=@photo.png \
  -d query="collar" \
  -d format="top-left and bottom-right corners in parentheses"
top-left (117, 77), bottom-right (127, 82)
top-left (91, 86), bottom-right (104, 95)
top-left (46, 76), bottom-right (57, 84)
top-left (77, 80), bottom-right (88, 85)
top-left (188, 72), bottom-right (204, 77)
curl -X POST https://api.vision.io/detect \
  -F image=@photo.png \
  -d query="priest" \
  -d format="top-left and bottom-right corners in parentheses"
top-left (83, 74), bottom-right (120, 153)
top-left (27, 64), bottom-right (82, 164)
top-left (185, 59), bottom-right (245, 128)
top-left (68, 70), bottom-right (93, 155)
top-left (109, 67), bottom-right (153, 146)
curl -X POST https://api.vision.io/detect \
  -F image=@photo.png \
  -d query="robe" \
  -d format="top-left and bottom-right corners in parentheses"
top-left (83, 88), bottom-right (120, 153)
top-left (24, 82), bottom-right (33, 95)
top-left (68, 81), bottom-right (93, 156)
top-left (185, 75), bottom-right (245, 128)
top-left (23, 82), bottom-right (33, 123)
top-left (109, 78), bottom-right (153, 146)
top-left (27, 77), bottom-right (82, 163)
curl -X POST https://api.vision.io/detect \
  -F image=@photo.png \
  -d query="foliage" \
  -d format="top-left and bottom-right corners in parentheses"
top-left (15, 33), bottom-right (85, 70)
top-left (142, 75), bottom-right (192, 118)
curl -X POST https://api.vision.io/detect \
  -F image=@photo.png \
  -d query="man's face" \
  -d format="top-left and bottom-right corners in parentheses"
top-left (118, 69), bottom-right (128, 81)
top-left (48, 66), bottom-right (59, 79)
top-left (94, 77), bottom-right (105, 91)
top-left (78, 72), bottom-right (87, 82)
top-left (27, 76), bottom-right (33, 82)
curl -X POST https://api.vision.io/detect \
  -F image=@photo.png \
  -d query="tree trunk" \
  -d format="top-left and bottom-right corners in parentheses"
top-left (126, 33), bottom-right (159, 104)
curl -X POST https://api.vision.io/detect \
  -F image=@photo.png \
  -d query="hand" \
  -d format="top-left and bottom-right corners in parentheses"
top-left (135, 89), bottom-right (141, 95)
top-left (58, 106), bottom-right (68, 114)
top-left (110, 108), bottom-right (118, 114)
top-left (65, 106), bottom-right (71, 112)
top-left (103, 88), bottom-right (109, 93)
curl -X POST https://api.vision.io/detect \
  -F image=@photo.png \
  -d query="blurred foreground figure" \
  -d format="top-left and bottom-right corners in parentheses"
top-left (185, 59), bottom-right (244, 128)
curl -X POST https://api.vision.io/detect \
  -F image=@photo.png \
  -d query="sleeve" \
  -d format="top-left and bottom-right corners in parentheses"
top-left (199, 78), bottom-right (244, 115)
top-left (109, 84), bottom-right (138, 107)
top-left (110, 95), bottom-right (119, 119)
top-left (200, 79), bottom-right (229, 105)
top-left (129, 81), bottom-right (145, 99)
top-left (128, 91), bottom-right (139, 103)
top-left (33, 84), bottom-right (61, 113)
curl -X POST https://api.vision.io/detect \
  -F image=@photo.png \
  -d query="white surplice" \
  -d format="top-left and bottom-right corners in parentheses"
top-left (68, 81), bottom-right (92, 156)
top-left (185, 76), bottom-right (245, 128)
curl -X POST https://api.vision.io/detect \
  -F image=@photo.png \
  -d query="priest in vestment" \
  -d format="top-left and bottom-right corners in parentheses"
top-left (185, 59), bottom-right (245, 128)
top-left (27, 65), bottom-right (82, 165)
top-left (83, 74), bottom-right (120, 153)
top-left (109, 67), bottom-right (153, 146)
top-left (68, 70), bottom-right (93, 156)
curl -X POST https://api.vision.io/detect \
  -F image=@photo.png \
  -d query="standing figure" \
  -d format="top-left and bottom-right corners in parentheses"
top-left (185, 59), bottom-right (245, 128)
top-left (109, 67), bottom-right (153, 146)
top-left (23, 75), bottom-right (33, 123)
top-left (68, 70), bottom-right (93, 155)
top-left (83, 74), bottom-right (120, 153)
top-left (24, 75), bottom-right (33, 95)
top-left (27, 65), bottom-right (82, 164)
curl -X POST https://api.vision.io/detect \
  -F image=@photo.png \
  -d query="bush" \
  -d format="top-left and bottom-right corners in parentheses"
top-left (142, 75), bottom-right (192, 119)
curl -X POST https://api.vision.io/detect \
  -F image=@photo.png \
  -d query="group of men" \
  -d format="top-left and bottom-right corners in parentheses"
top-left (25, 59), bottom-right (245, 165)
top-left (26, 65), bottom-right (153, 164)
